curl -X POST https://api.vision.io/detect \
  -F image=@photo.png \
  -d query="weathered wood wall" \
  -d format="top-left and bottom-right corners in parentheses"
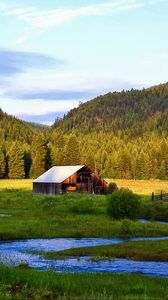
top-left (33, 183), bottom-right (63, 195)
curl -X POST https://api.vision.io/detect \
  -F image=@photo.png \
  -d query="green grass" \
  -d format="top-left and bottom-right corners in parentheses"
top-left (0, 180), bottom-right (168, 299)
top-left (37, 239), bottom-right (168, 262)
top-left (0, 265), bottom-right (168, 299)
top-left (0, 189), bottom-right (168, 240)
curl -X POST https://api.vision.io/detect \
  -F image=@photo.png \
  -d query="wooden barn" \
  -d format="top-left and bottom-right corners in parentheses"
top-left (33, 165), bottom-right (108, 195)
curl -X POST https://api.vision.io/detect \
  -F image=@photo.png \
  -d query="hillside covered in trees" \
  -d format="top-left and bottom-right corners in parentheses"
top-left (0, 83), bottom-right (168, 180)
top-left (53, 83), bottom-right (168, 136)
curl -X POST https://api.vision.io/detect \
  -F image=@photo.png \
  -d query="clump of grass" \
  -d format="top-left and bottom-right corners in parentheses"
top-left (18, 263), bottom-right (29, 269)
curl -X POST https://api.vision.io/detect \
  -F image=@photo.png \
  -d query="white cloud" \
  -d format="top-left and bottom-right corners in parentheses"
top-left (3, 1), bottom-right (143, 28)
top-left (0, 98), bottom-right (79, 116)
top-left (1, 0), bottom-right (144, 43)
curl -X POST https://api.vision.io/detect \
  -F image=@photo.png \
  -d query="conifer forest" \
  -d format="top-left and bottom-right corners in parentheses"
top-left (0, 83), bottom-right (168, 180)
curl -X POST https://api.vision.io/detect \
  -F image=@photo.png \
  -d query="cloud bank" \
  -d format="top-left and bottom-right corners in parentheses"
top-left (0, 49), bottom-right (65, 76)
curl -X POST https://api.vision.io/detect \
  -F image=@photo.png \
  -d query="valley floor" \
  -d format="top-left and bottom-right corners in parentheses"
top-left (0, 179), bottom-right (168, 299)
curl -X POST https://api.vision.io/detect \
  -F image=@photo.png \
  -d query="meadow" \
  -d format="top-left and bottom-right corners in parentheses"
top-left (107, 179), bottom-right (168, 195)
top-left (0, 179), bottom-right (168, 299)
top-left (0, 187), bottom-right (168, 240)
top-left (1, 178), bottom-right (168, 194)
top-left (0, 179), bottom-right (32, 190)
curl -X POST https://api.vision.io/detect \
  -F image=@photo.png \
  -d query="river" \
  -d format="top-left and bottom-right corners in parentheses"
top-left (0, 236), bottom-right (168, 277)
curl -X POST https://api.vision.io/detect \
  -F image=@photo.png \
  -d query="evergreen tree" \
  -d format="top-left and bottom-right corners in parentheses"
top-left (158, 160), bottom-right (167, 180)
top-left (104, 156), bottom-right (114, 178)
top-left (30, 135), bottom-right (48, 178)
top-left (85, 151), bottom-right (95, 171)
top-left (24, 150), bottom-right (32, 179)
top-left (136, 151), bottom-right (150, 179)
top-left (117, 148), bottom-right (132, 179)
top-left (64, 134), bottom-right (81, 165)
top-left (8, 142), bottom-right (25, 179)
top-left (0, 145), bottom-right (6, 178)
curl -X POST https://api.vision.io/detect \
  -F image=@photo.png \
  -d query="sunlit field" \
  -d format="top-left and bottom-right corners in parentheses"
top-left (0, 179), bottom-right (32, 190)
top-left (106, 179), bottom-right (168, 195)
top-left (0, 179), bottom-right (168, 195)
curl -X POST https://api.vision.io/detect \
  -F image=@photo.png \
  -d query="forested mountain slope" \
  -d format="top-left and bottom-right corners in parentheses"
top-left (0, 109), bottom-right (40, 143)
top-left (0, 109), bottom-right (51, 179)
top-left (53, 83), bottom-right (168, 136)
top-left (0, 83), bottom-right (168, 180)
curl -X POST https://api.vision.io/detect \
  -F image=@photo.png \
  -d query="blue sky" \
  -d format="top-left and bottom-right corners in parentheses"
top-left (0, 0), bottom-right (168, 125)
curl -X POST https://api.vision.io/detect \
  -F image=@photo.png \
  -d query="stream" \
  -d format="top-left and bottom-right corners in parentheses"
top-left (0, 236), bottom-right (168, 277)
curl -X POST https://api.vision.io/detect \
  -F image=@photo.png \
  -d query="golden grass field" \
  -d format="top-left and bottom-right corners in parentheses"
top-left (107, 179), bottom-right (168, 195)
top-left (0, 178), bottom-right (167, 195)
top-left (0, 179), bottom-right (32, 190)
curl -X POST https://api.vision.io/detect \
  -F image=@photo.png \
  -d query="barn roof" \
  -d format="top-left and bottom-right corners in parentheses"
top-left (33, 165), bottom-right (85, 183)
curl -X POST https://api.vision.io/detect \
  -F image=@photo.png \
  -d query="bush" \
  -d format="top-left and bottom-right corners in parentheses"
top-left (107, 188), bottom-right (140, 220)
top-left (140, 201), bottom-right (168, 221)
top-left (107, 182), bottom-right (118, 194)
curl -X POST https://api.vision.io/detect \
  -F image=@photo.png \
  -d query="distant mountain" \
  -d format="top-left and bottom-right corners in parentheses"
top-left (53, 83), bottom-right (168, 136)
top-left (26, 121), bottom-right (49, 131)
top-left (0, 109), bottom-right (45, 144)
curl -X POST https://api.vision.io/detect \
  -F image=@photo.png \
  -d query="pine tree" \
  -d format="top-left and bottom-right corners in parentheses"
top-left (64, 134), bottom-right (81, 165)
top-left (24, 150), bottom-right (32, 178)
top-left (136, 151), bottom-right (150, 179)
top-left (8, 142), bottom-right (25, 179)
top-left (30, 135), bottom-right (48, 178)
top-left (0, 145), bottom-right (6, 178)
top-left (85, 151), bottom-right (95, 171)
top-left (158, 160), bottom-right (167, 180)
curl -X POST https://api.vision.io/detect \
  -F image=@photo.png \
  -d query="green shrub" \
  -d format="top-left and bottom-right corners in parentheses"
top-left (140, 201), bottom-right (168, 221)
top-left (107, 182), bottom-right (118, 194)
top-left (107, 188), bottom-right (140, 220)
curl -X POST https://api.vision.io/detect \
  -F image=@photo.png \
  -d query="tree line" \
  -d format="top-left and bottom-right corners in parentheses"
top-left (0, 82), bottom-right (168, 179)
top-left (0, 130), bottom-right (167, 180)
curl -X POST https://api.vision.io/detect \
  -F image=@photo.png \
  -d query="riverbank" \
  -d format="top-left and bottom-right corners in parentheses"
top-left (0, 265), bottom-right (168, 300)
top-left (38, 239), bottom-right (168, 262)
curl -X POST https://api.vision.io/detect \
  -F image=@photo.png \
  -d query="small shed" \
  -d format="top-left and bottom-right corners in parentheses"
top-left (33, 165), bottom-right (108, 195)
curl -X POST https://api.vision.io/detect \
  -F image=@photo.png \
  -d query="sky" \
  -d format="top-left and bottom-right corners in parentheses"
top-left (0, 0), bottom-right (168, 125)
